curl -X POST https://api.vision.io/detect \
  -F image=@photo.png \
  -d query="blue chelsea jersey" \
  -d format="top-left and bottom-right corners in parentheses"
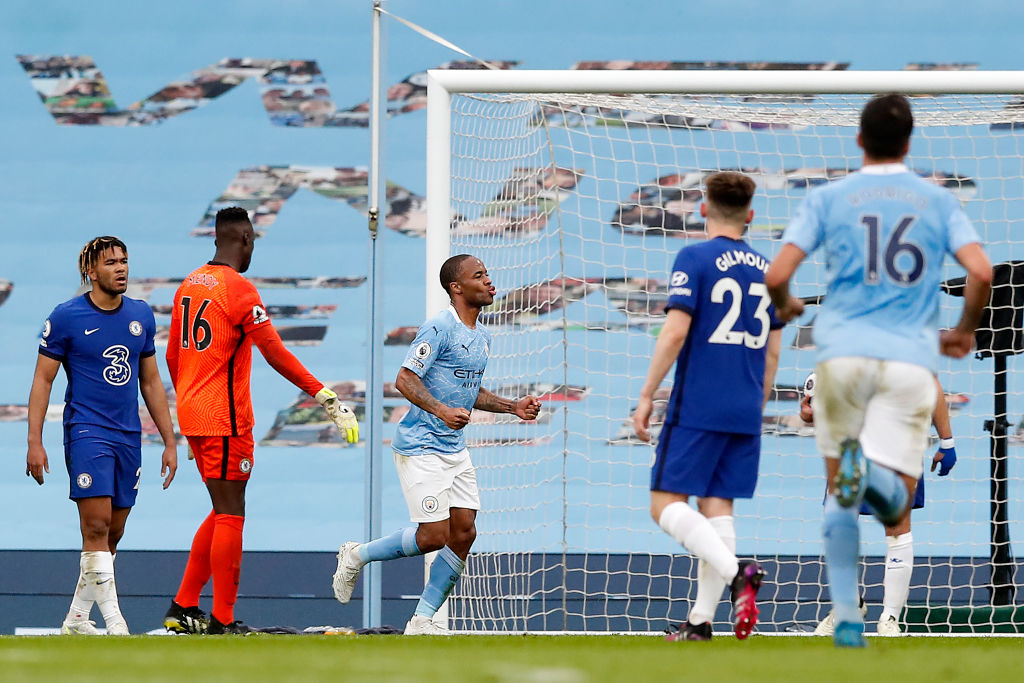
top-left (664, 237), bottom-right (782, 435)
top-left (393, 306), bottom-right (491, 455)
top-left (783, 164), bottom-right (981, 372)
top-left (38, 293), bottom-right (157, 444)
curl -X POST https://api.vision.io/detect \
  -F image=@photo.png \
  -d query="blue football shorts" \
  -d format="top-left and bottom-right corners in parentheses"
top-left (651, 423), bottom-right (760, 499)
top-left (65, 430), bottom-right (142, 508)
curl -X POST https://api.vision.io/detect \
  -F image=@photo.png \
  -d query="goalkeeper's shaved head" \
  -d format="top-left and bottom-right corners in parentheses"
top-left (214, 206), bottom-right (252, 242)
top-left (704, 172), bottom-right (756, 224)
top-left (212, 206), bottom-right (256, 273)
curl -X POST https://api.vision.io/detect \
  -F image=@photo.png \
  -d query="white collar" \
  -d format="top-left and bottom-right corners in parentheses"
top-left (448, 304), bottom-right (481, 330)
top-left (859, 163), bottom-right (909, 175)
top-left (448, 304), bottom-right (468, 329)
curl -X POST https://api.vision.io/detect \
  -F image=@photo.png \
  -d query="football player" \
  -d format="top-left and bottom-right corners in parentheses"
top-left (802, 372), bottom-right (957, 636)
top-left (330, 255), bottom-right (541, 635)
top-left (634, 172), bottom-right (783, 642)
top-left (27, 236), bottom-right (179, 635)
top-left (766, 93), bottom-right (991, 647)
top-left (163, 207), bottom-right (358, 634)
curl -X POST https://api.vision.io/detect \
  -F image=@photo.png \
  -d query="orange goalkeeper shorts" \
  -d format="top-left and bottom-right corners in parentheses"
top-left (186, 433), bottom-right (255, 482)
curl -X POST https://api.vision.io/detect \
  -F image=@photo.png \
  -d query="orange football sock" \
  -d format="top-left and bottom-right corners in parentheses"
top-left (210, 514), bottom-right (245, 625)
top-left (174, 509), bottom-right (216, 608)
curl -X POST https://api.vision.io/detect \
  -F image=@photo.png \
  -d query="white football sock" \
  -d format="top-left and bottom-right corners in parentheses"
top-left (82, 551), bottom-right (124, 627)
top-left (659, 502), bottom-right (738, 584)
top-left (65, 557), bottom-right (94, 622)
top-left (881, 532), bottom-right (913, 621)
top-left (689, 515), bottom-right (737, 625)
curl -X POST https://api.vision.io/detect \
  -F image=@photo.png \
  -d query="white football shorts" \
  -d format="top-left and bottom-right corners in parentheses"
top-left (393, 448), bottom-right (481, 523)
top-left (813, 357), bottom-right (936, 479)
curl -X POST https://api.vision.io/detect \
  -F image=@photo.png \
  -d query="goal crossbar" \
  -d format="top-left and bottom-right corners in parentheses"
top-left (428, 69), bottom-right (1024, 95)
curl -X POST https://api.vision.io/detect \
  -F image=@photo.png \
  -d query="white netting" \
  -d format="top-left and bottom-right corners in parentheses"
top-left (440, 91), bottom-right (1024, 633)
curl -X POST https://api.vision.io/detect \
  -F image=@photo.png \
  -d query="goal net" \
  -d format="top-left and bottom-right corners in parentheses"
top-left (424, 70), bottom-right (1024, 634)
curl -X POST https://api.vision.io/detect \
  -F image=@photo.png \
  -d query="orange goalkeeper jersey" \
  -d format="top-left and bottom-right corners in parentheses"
top-left (167, 263), bottom-right (273, 436)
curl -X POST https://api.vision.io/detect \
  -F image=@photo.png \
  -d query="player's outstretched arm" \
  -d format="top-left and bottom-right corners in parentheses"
top-left (249, 325), bottom-right (358, 443)
top-left (474, 388), bottom-right (541, 421)
top-left (634, 308), bottom-right (691, 443)
top-left (765, 244), bottom-right (807, 323)
top-left (139, 355), bottom-right (178, 488)
top-left (395, 367), bottom-right (470, 430)
top-left (941, 242), bottom-right (992, 358)
top-left (250, 325), bottom-right (323, 395)
top-left (26, 354), bottom-right (60, 485)
top-left (930, 378), bottom-right (957, 476)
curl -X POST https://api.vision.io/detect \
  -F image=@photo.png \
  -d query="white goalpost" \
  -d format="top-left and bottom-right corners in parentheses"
top-left (425, 69), bottom-right (1024, 634)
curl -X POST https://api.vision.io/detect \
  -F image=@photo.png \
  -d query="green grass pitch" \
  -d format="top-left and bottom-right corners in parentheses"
top-left (1, 634), bottom-right (1021, 682)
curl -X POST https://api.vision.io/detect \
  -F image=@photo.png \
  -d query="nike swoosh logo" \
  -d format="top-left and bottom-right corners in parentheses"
top-left (85, 328), bottom-right (99, 335)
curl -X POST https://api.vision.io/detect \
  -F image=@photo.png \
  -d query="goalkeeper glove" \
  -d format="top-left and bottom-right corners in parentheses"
top-left (934, 438), bottom-right (957, 476)
top-left (315, 387), bottom-right (359, 444)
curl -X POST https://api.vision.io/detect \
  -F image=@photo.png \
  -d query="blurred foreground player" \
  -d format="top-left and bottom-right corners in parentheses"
top-left (27, 236), bottom-right (179, 635)
top-left (331, 255), bottom-right (541, 635)
top-left (633, 172), bottom-right (783, 641)
top-left (802, 372), bottom-right (958, 635)
top-left (766, 93), bottom-right (991, 647)
top-left (163, 207), bottom-right (358, 634)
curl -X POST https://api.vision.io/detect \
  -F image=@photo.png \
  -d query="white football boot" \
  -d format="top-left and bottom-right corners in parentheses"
top-left (404, 615), bottom-right (450, 636)
top-left (814, 598), bottom-right (868, 636)
top-left (813, 610), bottom-right (836, 636)
top-left (332, 541), bottom-right (365, 604)
top-left (105, 620), bottom-right (130, 636)
top-left (61, 618), bottom-right (101, 635)
top-left (876, 615), bottom-right (902, 636)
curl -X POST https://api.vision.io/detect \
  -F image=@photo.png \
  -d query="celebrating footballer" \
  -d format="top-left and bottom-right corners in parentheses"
top-left (331, 254), bottom-right (541, 635)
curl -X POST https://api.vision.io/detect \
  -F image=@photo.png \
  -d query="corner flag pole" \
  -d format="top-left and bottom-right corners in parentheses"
top-left (363, 0), bottom-right (386, 628)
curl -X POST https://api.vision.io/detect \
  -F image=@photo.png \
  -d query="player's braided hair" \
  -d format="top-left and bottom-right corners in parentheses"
top-left (78, 236), bottom-right (127, 285)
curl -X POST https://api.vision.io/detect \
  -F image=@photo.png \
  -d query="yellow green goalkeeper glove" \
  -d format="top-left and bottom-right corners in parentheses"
top-left (315, 387), bottom-right (359, 444)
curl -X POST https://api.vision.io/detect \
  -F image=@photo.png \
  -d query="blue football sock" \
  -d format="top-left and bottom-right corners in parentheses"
top-left (823, 495), bottom-right (862, 625)
top-left (358, 527), bottom-right (421, 563)
top-left (414, 546), bottom-right (465, 618)
top-left (862, 464), bottom-right (908, 525)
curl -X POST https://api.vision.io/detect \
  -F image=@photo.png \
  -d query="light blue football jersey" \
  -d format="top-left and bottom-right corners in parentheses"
top-left (39, 293), bottom-right (157, 445)
top-left (783, 163), bottom-right (981, 371)
top-left (393, 306), bottom-right (491, 455)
